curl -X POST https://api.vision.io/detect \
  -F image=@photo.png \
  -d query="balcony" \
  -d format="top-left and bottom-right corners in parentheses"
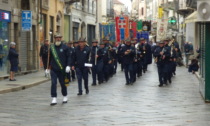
top-left (162, 0), bottom-right (178, 12)
top-left (176, 3), bottom-right (194, 16)
top-left (107, 9), bottom-right (114, 18)
top-left (65, 0), bottom-right (80, 4)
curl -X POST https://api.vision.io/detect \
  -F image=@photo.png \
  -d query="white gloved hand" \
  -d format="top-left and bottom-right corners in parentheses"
top-left (65, 66), bottom-right (70, 73)
top-left (45, 69), bottom-right (50, 74)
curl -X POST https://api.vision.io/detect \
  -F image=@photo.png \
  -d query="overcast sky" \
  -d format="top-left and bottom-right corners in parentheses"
top-left (119, 0), bottom-right (132, 12)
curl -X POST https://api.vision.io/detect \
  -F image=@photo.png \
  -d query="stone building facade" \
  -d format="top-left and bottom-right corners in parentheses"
top-left (0, 0), bottom-right (40, 77)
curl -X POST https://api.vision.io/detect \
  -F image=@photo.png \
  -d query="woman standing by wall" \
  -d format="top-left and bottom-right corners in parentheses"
top-left (8, 42), bottom-right (19, 81)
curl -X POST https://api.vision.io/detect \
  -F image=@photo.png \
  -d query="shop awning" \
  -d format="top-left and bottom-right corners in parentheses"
top-left (185, 11), bottom-right (197, 23)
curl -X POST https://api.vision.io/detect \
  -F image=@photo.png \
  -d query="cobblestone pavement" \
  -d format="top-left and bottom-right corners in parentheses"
top-left (0, 64), bottom-right (210, 126)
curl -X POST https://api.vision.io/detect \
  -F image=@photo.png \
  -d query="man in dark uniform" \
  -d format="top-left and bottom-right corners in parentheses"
top-left (67, 41), bottom-right (75, 81)
top-left (138, 38), bottom-right (147, 73)
top-left (70, 41), bottom-right (78, 81)
top-left (154, 40), bottom-right (165, 87)
top-left (164, 38), bottom-right (172, 84)
top-left (47, 34), bottom-right (71, 105)
top-left (121, 39), bottom-right (135, 85)
top-left (103, 38), bottom-right (113, 82)
top-left (111, 43), bottom-right (118, 74)
top-left (96, 42), bottom-right (105, 84)
top-left (154, 40), bottom-right (171, 87)
top-left (71, 38), bottom-right (91, 95)
top-left (90, 39), bottom-right (99, 86)
top-left (117, 40), bottom-right (125, 71)
top-left (40, 39), bottom-right (49, 77)
top-left (131, 40), bottom-right (138, 82)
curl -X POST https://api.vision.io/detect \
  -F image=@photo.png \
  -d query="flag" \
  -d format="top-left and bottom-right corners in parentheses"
top-left (137, 20), bottom-right (143, 32)
top-left (130, 20), bottom-right (137, 38)
top-left (100, 23), bottom-right (116, 42)
top-left (115, 16), bottom-right (129, 42)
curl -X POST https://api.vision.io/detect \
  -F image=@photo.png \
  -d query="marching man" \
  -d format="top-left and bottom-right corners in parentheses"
top-left (46, 33), bottom-right (71, 106)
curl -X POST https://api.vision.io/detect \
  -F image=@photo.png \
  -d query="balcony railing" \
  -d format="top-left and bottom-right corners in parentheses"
top-left (163, 0), bottom-right (178, 11)
top-left (65, 0), bottom-right (80, 4)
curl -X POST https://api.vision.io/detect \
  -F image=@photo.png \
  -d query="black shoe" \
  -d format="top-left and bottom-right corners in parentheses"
top-left (125, 83), bottom-right (129, 85)
top-left (158, 84), bottom-right (163, 87)
top-left (77, 93), bottom-right (82, 95)
top-left (169, 80), bottom-right (172, 84)
top-left (92, 83), bottom-right (96, 86)
top-left (143, 70), bottom-right (146, 73)
top-left (86, 90), bottom-right (89, 94)
top-left (50, 103), bottom-right (57, 106)
top-left (9, 79), bottom-right (16, 81)
top-left (62, 101), bottom-right (67, 104)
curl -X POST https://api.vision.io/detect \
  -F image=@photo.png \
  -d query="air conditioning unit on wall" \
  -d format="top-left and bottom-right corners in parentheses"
top-left (197, 0), bottom-right (210, 22)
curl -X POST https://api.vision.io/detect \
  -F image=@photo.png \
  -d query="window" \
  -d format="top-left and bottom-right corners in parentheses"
top-left (21, 0), bottom-right (30, 10)
top-left (82, 0), bottom-right (85, 11)
top-left (142, 7), bottom-right (144, 16)
top-left (92, 1), bottom-right (94, 14)
top-left (88, 0), bottom-right (90, 12)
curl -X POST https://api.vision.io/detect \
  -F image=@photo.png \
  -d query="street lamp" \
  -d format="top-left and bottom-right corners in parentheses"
top-left (49, 32), bottom-right (52, 43)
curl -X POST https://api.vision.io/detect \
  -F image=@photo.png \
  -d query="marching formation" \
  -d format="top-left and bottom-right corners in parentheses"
top-left (40, 33), bottom-right (181, 106)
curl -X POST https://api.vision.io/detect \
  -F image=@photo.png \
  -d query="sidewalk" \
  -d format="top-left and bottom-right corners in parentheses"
top-left (0, 71), bottom-right (50, 94)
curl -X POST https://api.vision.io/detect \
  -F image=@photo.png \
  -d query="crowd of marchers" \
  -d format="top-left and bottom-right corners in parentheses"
top-left (39, 34), bottom-right (200, 106)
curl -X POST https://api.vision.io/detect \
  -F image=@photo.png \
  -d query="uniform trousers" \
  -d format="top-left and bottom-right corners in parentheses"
top-left (124, 63), bottom-right (134, 83)
top-left (157, 63), bottom-right (164, 84)
top-left (50, 70), bottom-right (67, 97)
top-left (76, 67), bottom-right (89, 93)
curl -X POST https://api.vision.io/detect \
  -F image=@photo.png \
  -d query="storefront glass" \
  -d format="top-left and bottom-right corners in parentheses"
top-left (0, 10), bottom-right (11, 76)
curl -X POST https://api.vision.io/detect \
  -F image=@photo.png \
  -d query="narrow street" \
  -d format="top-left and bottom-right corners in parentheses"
top-left (0, 64), bottom-right (209, 126)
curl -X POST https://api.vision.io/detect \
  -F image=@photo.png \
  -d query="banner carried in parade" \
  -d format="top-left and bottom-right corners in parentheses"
top-left (129, 20), bottom-right (137, 39)
top-left (99, 23), bottom-right (116, 42)
top-left (115, 16), bottom-right (129, 42)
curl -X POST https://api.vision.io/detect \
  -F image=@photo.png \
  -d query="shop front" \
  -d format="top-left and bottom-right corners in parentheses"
top-left (0, 10), bottom-right (11, 76)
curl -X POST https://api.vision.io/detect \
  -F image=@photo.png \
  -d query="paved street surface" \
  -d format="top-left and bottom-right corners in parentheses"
top-left (0, 64), bottom-right (210, 126)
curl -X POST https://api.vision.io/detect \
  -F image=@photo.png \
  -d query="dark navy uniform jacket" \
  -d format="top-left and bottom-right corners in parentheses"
top-left (90, 46), bottom-right (103, 65)
top-left (111, 47), bottom-right (117, 60)
top-left (154, 46), bottom-right (171, 64)
top-left (49, 43), bottom-right (71, 72)
top-left (121, 44), bottom-right (135, 65)
top-left (100, 47), bottom-right (109, 64)
top-left (8, 48), bottom-right (19, 66)
top-left (40, 44), bottom-right (49, 58)
top-left (72, 46), bottom-right (90, 69)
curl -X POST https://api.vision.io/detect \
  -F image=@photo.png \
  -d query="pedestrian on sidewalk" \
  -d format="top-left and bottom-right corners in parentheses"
top-left (188, 59), bottom-right (199, 74)
top-left (184, 42), bottom-right (193, 67)
top-left (8, 42), bottom-right (19, 81)
top-left (46, 33), bottom-right (71, 106)
top-left (40, 39), bottom-right (49, 77)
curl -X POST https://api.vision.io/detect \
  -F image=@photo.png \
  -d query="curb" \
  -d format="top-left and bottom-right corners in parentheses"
top-left (0, 79), bottom-right (50, 94)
